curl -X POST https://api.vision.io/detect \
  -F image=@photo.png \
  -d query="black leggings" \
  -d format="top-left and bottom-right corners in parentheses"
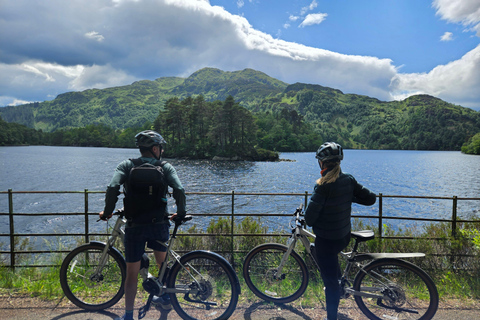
top-left (315, 234), bottom-right (351, 320)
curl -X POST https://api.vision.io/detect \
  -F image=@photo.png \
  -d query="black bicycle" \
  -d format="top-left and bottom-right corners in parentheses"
top-left (60, 211), bottom-right (240, 320)
top-left (243, 204), bottom-right (439, 320)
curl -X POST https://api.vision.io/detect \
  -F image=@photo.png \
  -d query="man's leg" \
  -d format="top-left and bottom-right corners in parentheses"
top-left (124, 261), bottom-right (141, 311)
top-left (151, 250), bottom-right (172, 310)
top-left (153, 251), bottom-right (166, 268)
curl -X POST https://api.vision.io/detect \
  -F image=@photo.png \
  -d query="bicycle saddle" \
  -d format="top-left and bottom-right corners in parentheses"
top-left (351, 230), bottom-right (375, 242)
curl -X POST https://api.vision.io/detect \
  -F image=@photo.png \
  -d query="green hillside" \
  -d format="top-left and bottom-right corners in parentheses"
top-left (0, 68), bottom-right (286, 132)
top-left (1, 67), bottom-right (479, 151)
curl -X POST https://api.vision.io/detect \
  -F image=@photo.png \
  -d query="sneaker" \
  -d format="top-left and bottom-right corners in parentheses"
top-left (152, 293), bottom-right (172, 311)
top-left (114, 313), bottom-right (134, 320)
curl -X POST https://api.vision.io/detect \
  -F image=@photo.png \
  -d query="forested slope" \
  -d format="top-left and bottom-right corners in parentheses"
top-left (1, 67), bottom-right (479, 152)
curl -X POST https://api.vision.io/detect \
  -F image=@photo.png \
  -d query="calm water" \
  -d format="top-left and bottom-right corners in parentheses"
top-left (1, 146), bottom-right (479, 250)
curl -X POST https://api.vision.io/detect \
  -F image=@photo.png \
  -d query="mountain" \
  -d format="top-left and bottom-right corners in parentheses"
top-left (0, 68), bottom-right (286, 132)
top-left (1, 67), bottom-right (479, 151)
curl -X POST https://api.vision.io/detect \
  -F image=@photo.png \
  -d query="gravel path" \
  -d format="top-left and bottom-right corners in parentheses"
top-left (1, 293), bottom-right (479, 320)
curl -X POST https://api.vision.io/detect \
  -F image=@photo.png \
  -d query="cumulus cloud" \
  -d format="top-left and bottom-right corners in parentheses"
top-left (0, 0), bottom-right (395, 106)
top-left (300, 0), bottom-right (318, 16)
top-left (299, 13), bottom-right (328, 28)
top-left (0, 0), bottom-right (479, 111)
top-left (433, 0), bottom-right (480, 35)
top-left (440, 31), bottom-right (453, 41)
top-left (289, 15), bottom-right (300, 22)
top-left (391, 44), bottom-right (480, 109)
top-left (386, 0), bottom-right (480, 109)
top-left (85, 31), bottom-right (105, 42)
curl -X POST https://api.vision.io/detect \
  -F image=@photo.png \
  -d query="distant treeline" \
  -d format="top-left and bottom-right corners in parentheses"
top-left (0, 96), bottom-right (322, 159)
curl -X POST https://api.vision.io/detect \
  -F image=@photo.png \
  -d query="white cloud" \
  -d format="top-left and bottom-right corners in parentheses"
top-left (0, 0), bottom-right (479, 111)
top-left (440, 31), bottom-right (453, 41)
top-left (289, 15), bottom-right (300, 22)
top-left (69, 64), bottom-right (138, 92)
top-left (85, 31), bottom-right (105, 42)
top-left (433, 0), bottom-right (480, 35)
top-left (391, 44), bottom-right (480, 109)
top-left (301, 0), bottom-right (318, 15)
top-left (1, 98), bottom-right (31, 107)
top-left (299, 13), bottom-right (328, 28)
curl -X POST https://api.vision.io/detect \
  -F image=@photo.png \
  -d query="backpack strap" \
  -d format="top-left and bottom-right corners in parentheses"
top-left (130, 158), bottom-right (166, 167)
top-left (130, 158), bottom-right (144, 166)
top-left (154, 160), bottom-right (167, 167)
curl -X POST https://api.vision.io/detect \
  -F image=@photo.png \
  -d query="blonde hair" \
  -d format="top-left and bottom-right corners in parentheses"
top-left (316, 162), bottom-right (341, 185)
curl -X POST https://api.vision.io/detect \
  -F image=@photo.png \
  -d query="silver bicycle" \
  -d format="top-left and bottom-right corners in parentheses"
top-left (60, 210), bottom-right (240, 320)
top-left (243, 204), bottom-right (439, 320)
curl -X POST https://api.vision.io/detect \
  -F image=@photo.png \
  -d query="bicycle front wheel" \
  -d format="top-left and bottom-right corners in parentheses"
top-left (59, 243), bottom-right (126, 310)
top-left (242, 243), bottom-right (309, 303)
top-left (167, 251), bottom-right (239, 320)
top-left (353, 258), bottom-right (439, 320)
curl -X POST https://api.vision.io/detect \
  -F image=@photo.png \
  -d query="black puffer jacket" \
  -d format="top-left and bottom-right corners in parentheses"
top-left (305, 170), bottom-right (376, 240)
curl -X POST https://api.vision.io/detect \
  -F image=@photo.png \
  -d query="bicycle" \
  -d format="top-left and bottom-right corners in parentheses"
top-left (60, 210), bottom-right (240, 320)
top-left (242, 204), bottom-right (439, 320)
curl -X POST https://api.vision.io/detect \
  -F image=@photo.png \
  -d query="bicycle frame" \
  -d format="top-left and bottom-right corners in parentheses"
top-left (61, 211), bottom-right (241, 320)
top-left (243, 205), bottom-right (438, 319)
top-left (278, 206), bottom-right (426, 302)
top-left (95, 213), bottom-right (223, 300)
top-left (92, 215), bottom-right (126, 278)
top-left (277, 220), bottom-right (317, 277)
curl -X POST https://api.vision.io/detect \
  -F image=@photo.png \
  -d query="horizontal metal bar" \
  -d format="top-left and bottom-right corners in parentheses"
top-left (2, 189), bottom-right (479, 200)
top-left (2, 189), bottom-right (479, 270)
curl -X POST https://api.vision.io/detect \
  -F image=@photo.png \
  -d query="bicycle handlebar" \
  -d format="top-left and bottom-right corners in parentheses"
top-left (98, 209), bottom-right (190, 224)
top-left (293, 204), bottom-right (306, 228)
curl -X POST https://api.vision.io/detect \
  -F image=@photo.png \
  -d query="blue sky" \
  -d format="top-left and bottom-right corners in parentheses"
top-left (217, 0), bottom-right (478, 73)
top-left (1, 0), bottom-right (480, 110)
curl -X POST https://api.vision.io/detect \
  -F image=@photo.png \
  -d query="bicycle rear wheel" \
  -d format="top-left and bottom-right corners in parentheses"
top-left (60, 243), bottom-right (126, 310)
top-left (167, 251), bottom-right (239, 320)
top-left (242, 243), bottom-right (309, 303)
top-left (353, 258), bottom-right (439, 320)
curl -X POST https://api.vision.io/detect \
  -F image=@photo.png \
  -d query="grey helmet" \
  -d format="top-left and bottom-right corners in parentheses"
top-left (315, 142), bottom-right (344, 162)
top-left (135, 130), bottom-right (166, 148)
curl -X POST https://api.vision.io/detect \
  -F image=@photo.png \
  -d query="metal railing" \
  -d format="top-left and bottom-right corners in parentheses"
top-left (1, 189), bottom-right (479, 269)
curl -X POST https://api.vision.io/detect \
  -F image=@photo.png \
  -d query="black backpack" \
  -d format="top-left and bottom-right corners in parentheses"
top-left (123, 158), bottom-right (168, 223)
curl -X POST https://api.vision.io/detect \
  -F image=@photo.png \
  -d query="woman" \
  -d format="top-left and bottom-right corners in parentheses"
top-left (305, 142), bottom-right (376, 320)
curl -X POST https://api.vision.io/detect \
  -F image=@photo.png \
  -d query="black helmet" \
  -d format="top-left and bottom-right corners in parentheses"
top-left (315, 142), bottom-right (344, 162)
top-left (135, 130), bottom-right (166, 148)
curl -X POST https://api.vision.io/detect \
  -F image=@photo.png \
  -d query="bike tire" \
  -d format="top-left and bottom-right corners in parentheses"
top-left (353, 258), bottom-right (439, 320)
top-left (243, 243), bottom-right (309, 303)
top-left (167, 251), bottom-right (239, 320)
top-left (59, 243), bottom-right (126, 310)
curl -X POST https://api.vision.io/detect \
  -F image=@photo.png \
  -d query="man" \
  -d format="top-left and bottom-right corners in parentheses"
top-left (99, 130), bottom-right (186, 320)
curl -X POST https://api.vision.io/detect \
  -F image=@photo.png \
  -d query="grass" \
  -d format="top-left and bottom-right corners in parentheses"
top-left (1, 217), bottom-right (480, 304)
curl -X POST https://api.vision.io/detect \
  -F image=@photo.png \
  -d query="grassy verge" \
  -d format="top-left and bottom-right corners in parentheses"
top-left (1, 217), bottom-right (479, 302)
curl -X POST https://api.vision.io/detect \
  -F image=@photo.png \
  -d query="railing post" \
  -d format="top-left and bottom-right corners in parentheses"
top-left (85, 189), bottom-right (89, 243)
top-left (452, 196), bottom-right (458, 238)
top-left (8, 189), bottom-right (15, 270)
top-left (304, 191), bottom-right (309, 209)
top-left (231, 190), bottom-right (235, 268)
top-left (378, 193), bottom-right (383, 242)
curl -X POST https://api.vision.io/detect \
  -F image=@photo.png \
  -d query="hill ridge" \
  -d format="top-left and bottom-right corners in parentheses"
top-left (1, 67), bottom-right (479, 151)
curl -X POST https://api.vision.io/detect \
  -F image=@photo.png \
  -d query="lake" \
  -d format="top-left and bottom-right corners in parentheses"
top-left (1, 146), bottom-right (479, 250)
